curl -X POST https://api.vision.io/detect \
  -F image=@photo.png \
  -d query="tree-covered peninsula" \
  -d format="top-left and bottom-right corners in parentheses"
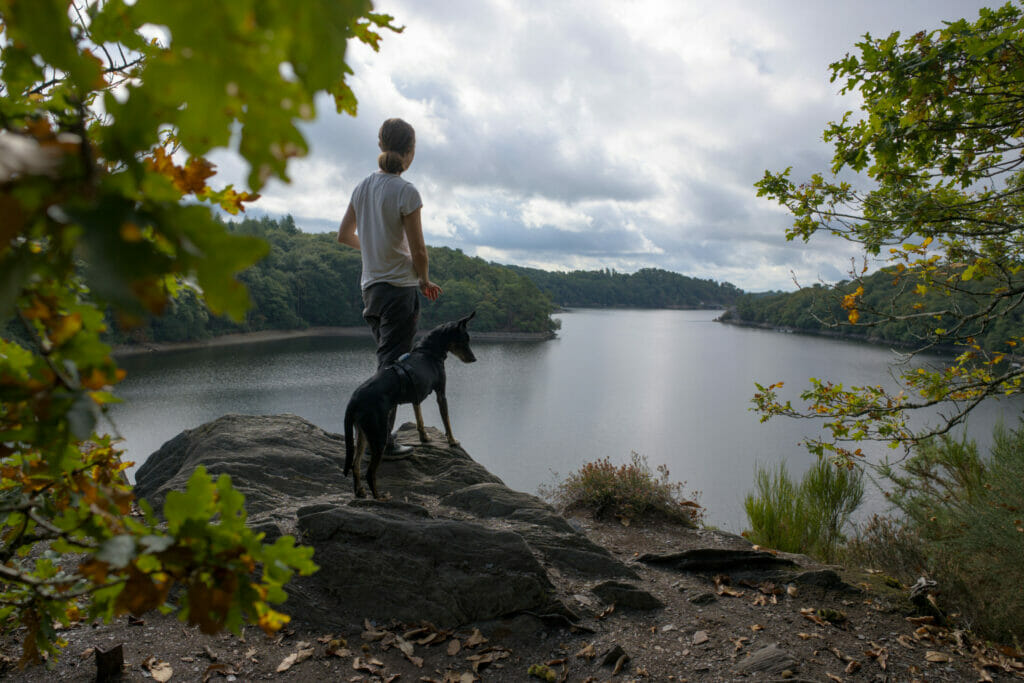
top-left (510, 264), bottom-right (741, 309)
top-left (721, 266), bottom-right (1024, 353)
top-left (101, 216), bottom-right (560, 345)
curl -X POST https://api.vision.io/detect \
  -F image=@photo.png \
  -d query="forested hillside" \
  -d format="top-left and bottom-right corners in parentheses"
top-left (510, 265), bottom-right (741, 308)
top-left (105, 216), bottom-right (559, 344)
top-left (721, 267), bottom-right (1024, 351)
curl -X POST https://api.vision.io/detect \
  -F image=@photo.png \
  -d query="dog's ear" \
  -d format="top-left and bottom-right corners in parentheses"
top-left (459, 310), bottom-right (476, 327)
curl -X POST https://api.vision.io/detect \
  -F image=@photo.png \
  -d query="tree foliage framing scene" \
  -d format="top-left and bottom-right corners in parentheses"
top-left (0, 0), bottom-right (399, 663)
top-left (754, 2), bottom-right (1024, 464)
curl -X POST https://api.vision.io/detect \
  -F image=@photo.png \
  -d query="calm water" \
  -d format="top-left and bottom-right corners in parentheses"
top-left (109, 309), bottom-right (1022, 531)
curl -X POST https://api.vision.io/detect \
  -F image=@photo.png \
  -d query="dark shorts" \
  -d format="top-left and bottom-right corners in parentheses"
top-left (362, 283), bottom-right (420, 370)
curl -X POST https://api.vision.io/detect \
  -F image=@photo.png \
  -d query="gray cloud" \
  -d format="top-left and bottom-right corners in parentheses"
top-left (212, 0), bottom-right (994, 292)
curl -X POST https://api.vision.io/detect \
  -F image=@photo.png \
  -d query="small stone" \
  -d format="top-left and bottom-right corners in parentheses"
top-left (734, 643), bottom-right (798, 675)
top-left (661, 624), bottom-right (678, 633)
top-left (689, 592), bottom-right (718, 605)
top-left (780, 669), bottom-right (794, 679)
top-left (692, 631), bottom-right (709, 645)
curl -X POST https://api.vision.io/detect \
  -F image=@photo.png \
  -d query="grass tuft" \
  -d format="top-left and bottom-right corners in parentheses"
top-left (743, 457), bottom-right (864, 562)
top-left (540, 452), bottom-right (703, 527)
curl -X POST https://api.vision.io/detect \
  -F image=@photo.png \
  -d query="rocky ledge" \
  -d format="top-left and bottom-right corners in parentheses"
top-left (134, 414), bottom-right (642, 631)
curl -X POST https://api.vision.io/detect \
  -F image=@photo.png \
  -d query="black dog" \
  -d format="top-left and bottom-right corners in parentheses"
top-left (343, 312), bottom-right (476, 499)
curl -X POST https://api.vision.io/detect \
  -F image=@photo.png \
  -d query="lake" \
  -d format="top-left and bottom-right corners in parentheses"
top-left (109, 309), bottom-right (1022, 532)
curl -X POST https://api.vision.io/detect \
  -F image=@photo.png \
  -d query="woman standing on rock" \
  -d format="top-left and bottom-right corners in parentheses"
top-left (337, 118), bottom-right (442, 455)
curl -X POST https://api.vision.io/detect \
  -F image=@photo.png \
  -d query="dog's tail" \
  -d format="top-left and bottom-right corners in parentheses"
top-left (343, 403), bottom-right (355, 476)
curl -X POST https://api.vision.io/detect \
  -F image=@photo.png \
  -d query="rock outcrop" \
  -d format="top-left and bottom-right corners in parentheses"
top-left (133, 414), bottom-right (642, 631)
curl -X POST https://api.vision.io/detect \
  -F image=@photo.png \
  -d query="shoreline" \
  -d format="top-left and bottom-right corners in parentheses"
top-left (715, 316), bottom-right (1022, 360)
top-left (112, 326), bottom-right (555, 357)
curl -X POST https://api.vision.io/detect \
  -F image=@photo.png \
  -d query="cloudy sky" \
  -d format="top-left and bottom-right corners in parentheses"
top-left (214, 0), bottom-right (992, 292)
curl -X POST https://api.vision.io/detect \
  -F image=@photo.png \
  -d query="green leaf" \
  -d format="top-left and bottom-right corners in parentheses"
top-left (163, 466), bottom-right (216, 532)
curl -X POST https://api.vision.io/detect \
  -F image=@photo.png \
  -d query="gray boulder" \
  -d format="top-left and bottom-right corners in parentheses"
top-left (133, 414), bottom-right (635, 630)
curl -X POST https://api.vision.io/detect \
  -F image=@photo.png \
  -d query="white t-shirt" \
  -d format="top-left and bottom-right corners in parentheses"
top-left (350, 171), bottom-right (423, 290)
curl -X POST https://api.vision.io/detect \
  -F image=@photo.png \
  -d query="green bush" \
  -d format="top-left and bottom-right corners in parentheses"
top-left (863, 425), bottom-right (1024, 644)
top-left (743, 458), bottom-right (864, 562)
top-left (540, 452), bottom-right (703, 527)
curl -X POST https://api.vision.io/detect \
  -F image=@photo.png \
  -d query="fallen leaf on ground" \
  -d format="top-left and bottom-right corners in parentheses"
top-left (596, 604), bottom-right (615, 620)
top-left (317, 634), bottom-right (334, 643)
top-left (845, 660), bottom-right (861, 674)
top-left (750, 624), bottom-right (764, 632)
top-left (465, 648), bottom-right (510, 673)
top-left (276, 647), bottom-right (315, 672)
top-left (362, 619), bottom-right (389, 642)
top-left (326, 639), bottom-right (350, 658)
top-left (464, 629), bottom-right (487, 648)
top-left (865, 644), bottom-right (888, 671)
top-left (897, 634), bottom-right (916, 649)
top-left (825, 673), bottom-right (842, 682)
top-left (576, 643), bottom-right (595, 660)
top-left (831, 647), bottom-right (851, 663)
top-left (800, 608), bottom-right (829, 627)
top-left (203, 662), bottom-right (239, 682)
top-left (713, 574), bottom-right (745, 598)
top-left (732, 637), bottom-right (749, 651)
top-left (447, 639), bottom-right (461, 656)
top-left (143, 656), bottom-right (173, 683)
top-left (352, 656), bottom-right (384, 675)
top-left (396, 635), bottom-right (415, 658)
top-left (925, 651), bottom-right (953, 663)
top-left (418, 632), bottom-right (446, 646)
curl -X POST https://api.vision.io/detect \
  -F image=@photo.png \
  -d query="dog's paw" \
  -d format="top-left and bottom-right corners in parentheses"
top-left (447, 439), bottom-right (461, 448)
top-left (354, 488), bottom-right (367, 498)
top-left (418, 432), bottom-right (430, 443)
top-left (374, 492), bottom-right (392, 502)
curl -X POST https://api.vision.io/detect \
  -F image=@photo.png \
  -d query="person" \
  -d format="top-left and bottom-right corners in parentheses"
top-left (337, 118), bottom-right (442, 456)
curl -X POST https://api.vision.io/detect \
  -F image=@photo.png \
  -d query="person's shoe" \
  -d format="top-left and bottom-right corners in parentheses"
top-left (383, 441), bottom-right (414, 460)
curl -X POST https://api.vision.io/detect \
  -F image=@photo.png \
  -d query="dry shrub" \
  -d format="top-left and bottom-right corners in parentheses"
top-left (540, 452), bottom-right (703, 527)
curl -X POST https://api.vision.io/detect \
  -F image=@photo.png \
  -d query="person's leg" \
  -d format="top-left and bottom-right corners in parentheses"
top-left (373, 286), bottom-right (420, 369)
top-left (362, 284), bottom-right (419, 452)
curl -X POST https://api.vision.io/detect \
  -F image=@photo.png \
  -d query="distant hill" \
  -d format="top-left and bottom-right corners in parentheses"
top-left (101, 216), bottom-right (559, 346)
top-left (508, 265), bottom-right (742, 309)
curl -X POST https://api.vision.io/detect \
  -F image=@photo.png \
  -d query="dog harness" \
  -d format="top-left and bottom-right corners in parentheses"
top-left (389, 353), bottom-right (431, 404)
top-left (391, 353), bottom-right (414, 395)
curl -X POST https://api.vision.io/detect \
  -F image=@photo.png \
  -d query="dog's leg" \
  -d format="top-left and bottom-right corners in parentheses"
top-left (366, 413), bottom-right (390, 500)
top-left (413, 403), bottom-right (430, 443)
top-left (436, 393), bottom-right (460, 447)
top-left (352, 427), bottom-right (367, 498)
top-left (366, 443), bottom-right (389, 500)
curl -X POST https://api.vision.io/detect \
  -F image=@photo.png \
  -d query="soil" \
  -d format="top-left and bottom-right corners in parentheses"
top-left (2, 513), bottom-right (1021, 682)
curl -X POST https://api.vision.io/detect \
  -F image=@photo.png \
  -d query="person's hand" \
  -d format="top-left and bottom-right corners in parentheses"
top-left (420, 279), bottom-right (443, 301)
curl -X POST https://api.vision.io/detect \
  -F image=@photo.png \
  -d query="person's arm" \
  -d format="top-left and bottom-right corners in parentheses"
top-left (402, 208), bottom-right (442, 301)
top-left (337, 203), bottom-right (360, 249)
